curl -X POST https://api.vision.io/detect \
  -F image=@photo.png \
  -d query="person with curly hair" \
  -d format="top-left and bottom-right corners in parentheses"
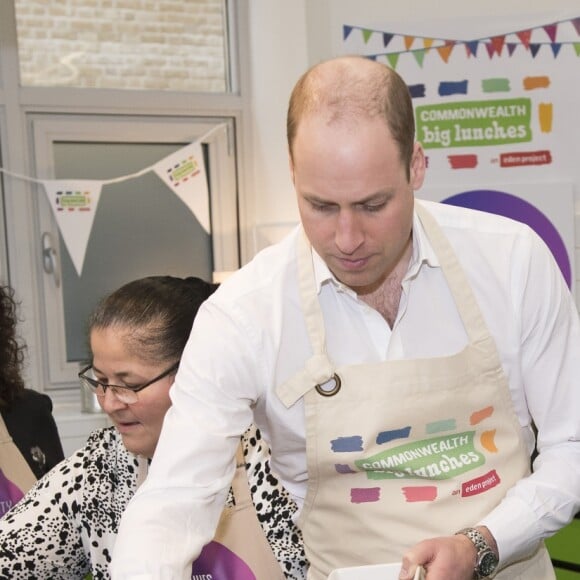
top-left (0, 284), bottom-right (64, 491)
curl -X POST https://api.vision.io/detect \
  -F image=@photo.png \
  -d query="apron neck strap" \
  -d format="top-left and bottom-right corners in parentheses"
top-left (276, 231), bottom-right (335, 407)
top-left (414, 202), bottom-right (491, 345)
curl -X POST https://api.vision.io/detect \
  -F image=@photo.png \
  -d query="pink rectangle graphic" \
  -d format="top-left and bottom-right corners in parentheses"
top-left (402, 486), bottom-right (438, 502)
top-left (447, 154), bottom-right (478, 169)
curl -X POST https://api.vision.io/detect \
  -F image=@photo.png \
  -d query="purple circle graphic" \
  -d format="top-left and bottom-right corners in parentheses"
top-left (442, 190), bottom-right (572, 288)
top-left (191, 540), bottom-right (256, 580)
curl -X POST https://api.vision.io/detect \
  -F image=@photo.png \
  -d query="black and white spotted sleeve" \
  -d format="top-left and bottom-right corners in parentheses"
top-left (0, 427), bottom-right (141, 580)
top-left (0, 441), bottom-right (93, 578)
top-left (240, 424), bottom-right (308, 580)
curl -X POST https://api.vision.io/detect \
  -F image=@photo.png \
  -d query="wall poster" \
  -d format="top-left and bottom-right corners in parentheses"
top-left (338, 14), bottom-right (580, 290)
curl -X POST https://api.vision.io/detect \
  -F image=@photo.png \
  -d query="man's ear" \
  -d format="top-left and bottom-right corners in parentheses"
top-left (409, 142), bottom-right (426, 190)
top-left (288, 151), bottom-right (295, 184)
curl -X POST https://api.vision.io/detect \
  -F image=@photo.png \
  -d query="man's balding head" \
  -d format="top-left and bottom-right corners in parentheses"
top-left (286, 56), bottom-right (415, 178)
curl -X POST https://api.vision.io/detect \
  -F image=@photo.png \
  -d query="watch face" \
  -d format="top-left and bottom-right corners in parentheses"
top-left (479, 550), bottom-right (499, 576)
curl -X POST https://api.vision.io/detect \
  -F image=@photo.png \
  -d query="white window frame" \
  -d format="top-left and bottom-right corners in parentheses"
top-left (0, 0), bottom-right (252, 422)
top-left (30, 113), bottom-right (239, 388)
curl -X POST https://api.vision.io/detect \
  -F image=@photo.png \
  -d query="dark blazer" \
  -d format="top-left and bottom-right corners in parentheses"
top-left (1, 389), bottom-right (65, 479)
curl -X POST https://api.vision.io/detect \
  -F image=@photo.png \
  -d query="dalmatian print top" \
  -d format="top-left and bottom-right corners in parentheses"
top-left (0, 425), bottom-right (308, 579)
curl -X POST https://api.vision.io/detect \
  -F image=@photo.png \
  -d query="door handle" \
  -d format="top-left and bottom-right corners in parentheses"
top-left (41, 231), bottom-right (61, 288)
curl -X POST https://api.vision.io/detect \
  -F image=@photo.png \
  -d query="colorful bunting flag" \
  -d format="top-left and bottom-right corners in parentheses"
top-left (342, 16), bottom-right (580, 65)
top-left (0, 131), bottom-right (218, 278)
top-left (543, 24), bottom-right (557, 43)
top-left (152, 141), bottom-right (211, 234)
top-left (42, 180), bottom-right (104, 276)
top-left (437, 44), bottom-right (454, 63)
top-left (382, 32), bottom-right (394, 48)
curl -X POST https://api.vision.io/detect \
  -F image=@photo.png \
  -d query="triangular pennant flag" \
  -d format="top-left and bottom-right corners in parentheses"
top-left (343, 26), bottom-right (353, 41)
top-left (362, 29), bottom-right (373, 44)
top-left (485, 42), bottom-right (496, 58)
top-left (550, 43), bottom-right (562, 57)
top-left (573, 18), bottom-right (580, 36)
top-left (530, 43), bottom-right (541, 57)
top-left (574, 42), bottom-right (580, 56)
top-left (366, 54), bottom-right (378, 61)
top-left (437, 44), bottom-right (454, 63)
top-left (465, 41), bottom-right (479, 57)
top-left (507, 43), bottom-right (518, 56)
top-left (153, 141), bottom-right (211, 233)
top-left (413, 49), bottom-right (426, 67)
top-left (491, 35), bottom-right (506, 56)
top-left (517, 29), bottom-right (532, 48)
top-left (423, 38), bottom-right (434, 49)
top-left (382, 32), bottom-right (394, 48)
top-left (404, 36), bottom-right (415, 50)
top-left (386, 52), bottom-right (400, 69)
top-left (543, 24), bottom-right (557, 43)
top-left (42, 180), bottom-right (103, 277)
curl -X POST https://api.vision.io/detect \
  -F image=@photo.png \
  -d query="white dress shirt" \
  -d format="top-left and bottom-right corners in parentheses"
top-left (112, 199), bottom-right (580, 579)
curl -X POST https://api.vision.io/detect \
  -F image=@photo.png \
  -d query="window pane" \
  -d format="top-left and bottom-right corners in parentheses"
top-left (14, 0), bottom-right (229, 92)
top-left (53, 141), bottom-right (213, 363)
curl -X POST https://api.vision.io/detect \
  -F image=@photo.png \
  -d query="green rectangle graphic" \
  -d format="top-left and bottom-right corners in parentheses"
top-left (416, 98), bottom-right (532, 149)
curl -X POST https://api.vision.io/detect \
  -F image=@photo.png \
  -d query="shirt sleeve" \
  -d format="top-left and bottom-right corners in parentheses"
top-left (0, 447), bottom-right (90, 578)
top-left (111, 299), bottom-right (261, 580)
top-left (241, 425), bottom-right (308, 580)
top-left (479, 229), bottom-right (580, 566)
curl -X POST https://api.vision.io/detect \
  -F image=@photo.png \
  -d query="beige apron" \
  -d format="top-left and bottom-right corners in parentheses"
top-left (277, 203), bottom-right (553, 580)
top-left (0, 414), bottom-right (37, 517)
top-left (141, 442), bottom-right (284, 579)
top-left (199, 443), bottom-right (286, 579)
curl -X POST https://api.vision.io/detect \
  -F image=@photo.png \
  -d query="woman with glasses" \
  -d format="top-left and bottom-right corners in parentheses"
top-left (0, 276), bottom-right (307, 579)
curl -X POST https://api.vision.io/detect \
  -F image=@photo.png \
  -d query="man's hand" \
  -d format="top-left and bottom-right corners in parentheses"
top-left (398, 526), bottom-right (497, 580)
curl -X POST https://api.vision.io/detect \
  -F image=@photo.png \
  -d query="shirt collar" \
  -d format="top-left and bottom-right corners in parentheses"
top-left (310, 203), bottom-right (441, 294)
top-left (406, 204), bottom-right (440, 280)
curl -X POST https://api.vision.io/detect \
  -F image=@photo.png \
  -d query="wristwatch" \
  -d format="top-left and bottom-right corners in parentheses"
top-left (455, 527), bottom-right (499, 579)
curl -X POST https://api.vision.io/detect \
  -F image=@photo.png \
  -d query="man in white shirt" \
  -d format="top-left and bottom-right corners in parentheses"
top-left (112, 56), bottom-right (580, 580)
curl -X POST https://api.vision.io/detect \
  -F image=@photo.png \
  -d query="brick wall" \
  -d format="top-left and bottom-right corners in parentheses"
top-left (14, 0), bottom-right (227, 91)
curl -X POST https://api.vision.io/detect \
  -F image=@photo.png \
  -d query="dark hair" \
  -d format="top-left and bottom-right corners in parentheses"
top-left (88, 276), bottom-right (218, 365)
top-left (0, 285), bottom-right (26, 408)
top-left (287, 56), bottom-right (415, 179)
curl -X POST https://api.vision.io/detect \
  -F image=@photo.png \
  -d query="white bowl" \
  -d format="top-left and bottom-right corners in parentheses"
top-left (327, 563), bottom-right (425, 580)
top-left (327, 563), bottom-right (401, 580)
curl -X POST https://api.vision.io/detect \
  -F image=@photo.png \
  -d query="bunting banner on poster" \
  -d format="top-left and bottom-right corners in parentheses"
top-left (0, 125), bottom-right (222, 276)
top-left (341, 17), bottom-right (580, 65)
top-left (339, 14), bottom-right (580, 291)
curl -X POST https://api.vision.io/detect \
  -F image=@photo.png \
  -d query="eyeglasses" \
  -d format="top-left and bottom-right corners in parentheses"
top-left (78, 361), bottom-right (179, 405)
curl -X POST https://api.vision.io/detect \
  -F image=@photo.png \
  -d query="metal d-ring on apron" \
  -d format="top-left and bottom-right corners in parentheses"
top-left (276, 201), bottom-right (554, 580)
top-left (315, 374), bottom-right (341, 397)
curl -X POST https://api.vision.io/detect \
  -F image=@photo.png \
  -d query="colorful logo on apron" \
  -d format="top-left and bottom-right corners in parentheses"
top-left (191, 540), bottom-right (256, 580)
top-left (330, 405), bottom-right (502, 504)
